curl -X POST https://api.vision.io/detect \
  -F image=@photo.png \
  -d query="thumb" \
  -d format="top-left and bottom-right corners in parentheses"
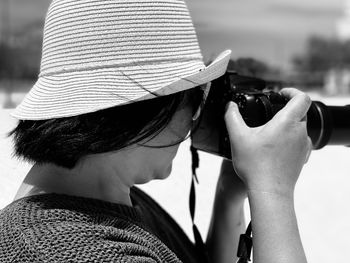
top-left (224, 102), bottom-right (249, 140)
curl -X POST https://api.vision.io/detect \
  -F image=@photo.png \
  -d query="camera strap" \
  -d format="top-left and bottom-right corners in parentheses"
top-left (190, 145), bottom-right (253, 263)
top-left (236, 222), bottom-right (253, 262)
top-left (190, 145), bottom-right (210, 263)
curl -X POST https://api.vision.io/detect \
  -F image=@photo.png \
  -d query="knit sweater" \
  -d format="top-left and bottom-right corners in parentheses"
top-left (0, 187), bottom-right (205, 263)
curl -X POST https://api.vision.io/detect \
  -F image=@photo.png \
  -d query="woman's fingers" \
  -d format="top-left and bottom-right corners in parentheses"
top-left (225, 88), bottom-right (311, 134)
top-left (224, 102), bottom-right (249, 140)
top-left (277, 88), bottom-right (312, 121)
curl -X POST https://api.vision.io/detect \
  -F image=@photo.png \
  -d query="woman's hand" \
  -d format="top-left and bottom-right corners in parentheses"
top-left (224, 88), bottom-right (312, 197)
top-left (223, 88), bottom-right (311, 263)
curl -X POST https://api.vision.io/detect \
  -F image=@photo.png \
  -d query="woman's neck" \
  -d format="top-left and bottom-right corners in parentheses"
top-left (16, 156), bottom-right (135, 206)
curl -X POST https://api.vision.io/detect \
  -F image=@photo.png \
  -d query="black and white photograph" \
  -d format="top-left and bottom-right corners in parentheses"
top-left (1, 0), bottom-right (350, 262)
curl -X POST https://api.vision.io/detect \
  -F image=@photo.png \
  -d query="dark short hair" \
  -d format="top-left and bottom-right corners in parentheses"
top-left (9, 88), bottom-right (203, 169)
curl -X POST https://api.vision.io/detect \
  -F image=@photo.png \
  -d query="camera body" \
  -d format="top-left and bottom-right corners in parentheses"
top-left (192, 71), bottom-right (288, 159)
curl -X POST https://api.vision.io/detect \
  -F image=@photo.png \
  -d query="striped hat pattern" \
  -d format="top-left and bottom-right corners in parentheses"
top-left (12, 0), bottom-right (231, 120)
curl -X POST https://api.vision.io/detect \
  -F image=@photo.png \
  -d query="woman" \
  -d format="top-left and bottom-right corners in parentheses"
top-left (0, 0), bottom-right (311, 262)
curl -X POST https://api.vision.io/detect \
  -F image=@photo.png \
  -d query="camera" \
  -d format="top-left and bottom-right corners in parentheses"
top-left (191, 71), bottom-right (350, 159)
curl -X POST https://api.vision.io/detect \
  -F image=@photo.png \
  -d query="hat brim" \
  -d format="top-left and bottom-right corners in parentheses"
top-left (12, 50), bottom-right (231, 120)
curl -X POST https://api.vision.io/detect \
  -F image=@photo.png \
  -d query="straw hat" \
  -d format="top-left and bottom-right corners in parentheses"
top-left (12, 0), bottom-right (231, 120)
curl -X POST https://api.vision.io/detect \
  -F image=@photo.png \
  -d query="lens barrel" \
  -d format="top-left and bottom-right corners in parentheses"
top-left (308, 102), bottom-right (350, 149)
top-left (236, 95), bottom-right (350, 150)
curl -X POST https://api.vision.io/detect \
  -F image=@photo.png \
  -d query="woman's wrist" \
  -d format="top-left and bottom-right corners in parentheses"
top-left (217, 160), bottom-right (247, 204)
top-left (216, 176), bottom-right (247, 204)
top-left (247, 189), bottom-right (295, 212)
top-left (246, 182), bottom-right (296, 200)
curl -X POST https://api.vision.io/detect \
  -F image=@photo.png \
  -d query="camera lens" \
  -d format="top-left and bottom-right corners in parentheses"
top-left (308, 101), bottom-right (350, 149)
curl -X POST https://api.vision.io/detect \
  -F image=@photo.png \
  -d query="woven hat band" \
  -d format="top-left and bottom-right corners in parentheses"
top-left (40, 0), bottom-right (203, 76)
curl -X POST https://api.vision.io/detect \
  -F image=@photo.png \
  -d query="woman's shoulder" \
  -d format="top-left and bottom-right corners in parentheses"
top-left (0, 192), bottom-right (182, 263)
top-left (0, 191), bottom-right (147, 234)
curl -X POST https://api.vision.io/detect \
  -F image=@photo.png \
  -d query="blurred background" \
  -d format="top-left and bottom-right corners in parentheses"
top-left (1, 0), bottom-right (350, 262)
top-left (2, 0), bottom-right (350, 99)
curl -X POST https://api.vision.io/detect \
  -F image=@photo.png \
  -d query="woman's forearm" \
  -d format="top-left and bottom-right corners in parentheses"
top-left (206, 190), bottom-right (246, 263)
top-left (206, 185), bottom-right (307, 263)
top-left (248, 191), bottom-right (307, 263)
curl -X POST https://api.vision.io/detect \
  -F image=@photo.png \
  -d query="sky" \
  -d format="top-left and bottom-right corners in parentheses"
top-left (0, 0), bottom-right (346, 69)
top-left (187, 0), bottom-right (344, 68)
